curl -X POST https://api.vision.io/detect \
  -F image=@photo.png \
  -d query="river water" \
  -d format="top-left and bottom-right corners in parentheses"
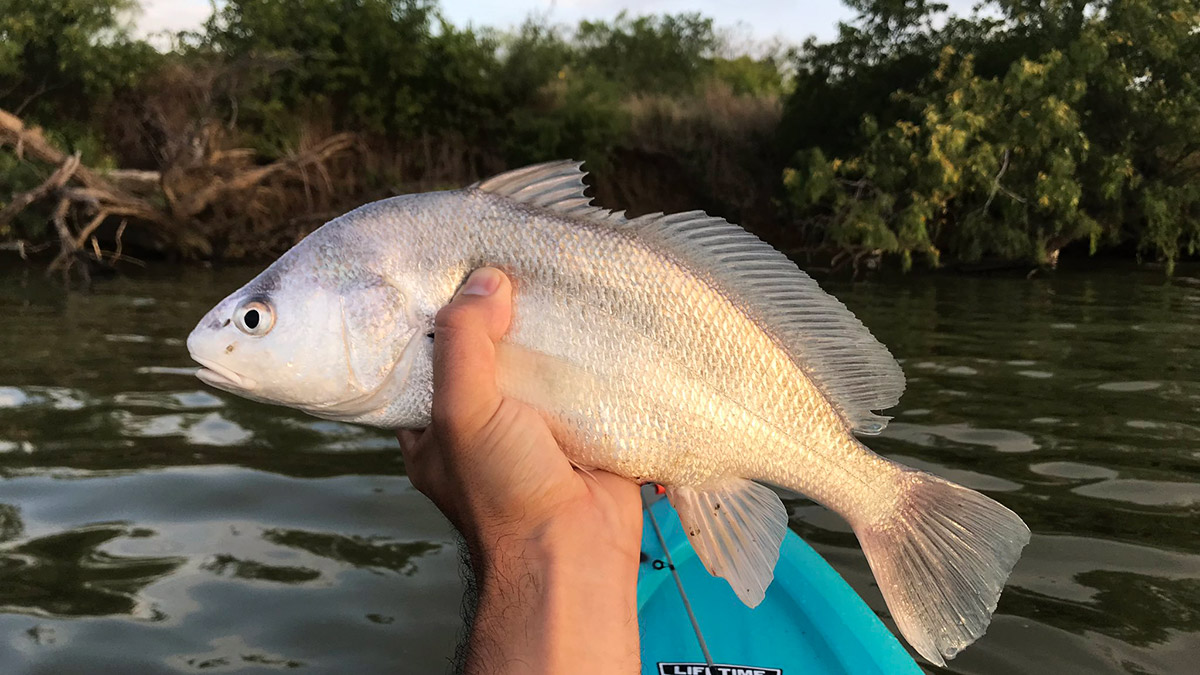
top-left (0, 263), bottom-right (1196, 674)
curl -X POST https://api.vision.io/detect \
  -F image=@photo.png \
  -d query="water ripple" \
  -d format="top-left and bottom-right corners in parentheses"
top-left (113, 391), bottom-right (225, 411)
top-left (1073, 479), bottom-right (1200, 507)
top-left (1097, 380), bottom-right (1162, 392)
top-left (0, 386), bottom-right (87, 410)
top-left (2, 264), bottom-right (1199, 675)
top-left (1030, 462), bottom-right (1119, 481)
top-left (885, 421), bottom-right (1041, 454)
top-left (114, 411), bottom-right (253, 446)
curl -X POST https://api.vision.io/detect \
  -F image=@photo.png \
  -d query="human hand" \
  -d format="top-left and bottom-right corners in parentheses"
top-left (396, 267), bottom-right (642, 673)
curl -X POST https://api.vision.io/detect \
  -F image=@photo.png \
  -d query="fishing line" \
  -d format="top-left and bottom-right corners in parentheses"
top-left (645, 494), bottom-right (715, 669)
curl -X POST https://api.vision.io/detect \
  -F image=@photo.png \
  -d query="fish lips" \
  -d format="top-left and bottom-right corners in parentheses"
top-left (191, 354), bottom-right (257, 392)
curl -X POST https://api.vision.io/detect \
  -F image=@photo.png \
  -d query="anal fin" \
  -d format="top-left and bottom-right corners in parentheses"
top-left (667, 479), bottom-right (789, 608)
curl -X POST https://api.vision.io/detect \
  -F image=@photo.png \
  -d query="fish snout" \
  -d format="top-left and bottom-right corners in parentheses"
top-left (188, 315), bottom-right (256, 392)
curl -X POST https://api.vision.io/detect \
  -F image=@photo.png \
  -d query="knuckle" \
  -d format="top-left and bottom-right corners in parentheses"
top-left (434, 304), bottom-right (475, 332)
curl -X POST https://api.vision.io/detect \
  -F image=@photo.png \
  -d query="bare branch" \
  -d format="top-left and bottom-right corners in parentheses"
top-left (47, 197), bottom-right (77, 273)
top-left (74, 211), bottom-right (112, 249)
top-left (0, 152), bottom-right (81, 227)
top-left (1, 106), bottom-right (358, 275)
top-left (981, 148), bottom-right (1011, 214)
top-left (0, 109), bottom-right (113, 192)
top-left (172, 132), bottom-right (358, 219)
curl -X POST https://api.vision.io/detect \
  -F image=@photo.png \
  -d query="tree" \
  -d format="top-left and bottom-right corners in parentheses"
top-left (574, 12), bottom-right (720, 96)
top-left (0, 0), bottom-right (157, 129)
top-left (199, 0), bottom-right (441, 136)
top-left (782, 0), bottom-right (1200, 270)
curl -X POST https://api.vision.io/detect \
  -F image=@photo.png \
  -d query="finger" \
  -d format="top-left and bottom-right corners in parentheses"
top-left (580, 469), bottom-right (643, 530)
top-left (583, 468), bottom-right (641, 497)
top-left (395, 428), bottom-right (428, 473)
top-left (431, 267), bottom-right (513, 439)
top-left (441, 267), bottom-right (512, 341)
top-left (395, 429), bottom-right (445, 495)
top-left (395, 428), bottom-right (424, 454)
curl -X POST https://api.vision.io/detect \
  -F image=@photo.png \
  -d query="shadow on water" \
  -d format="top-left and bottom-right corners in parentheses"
top-left (260, 530), bottom-right (440, 577)
top-left (200, 554), bottom-right (322, 585)
top-left (0, 514), bottom-right (185, 619)
top-left (0, 262), bottom-right (1198, 674)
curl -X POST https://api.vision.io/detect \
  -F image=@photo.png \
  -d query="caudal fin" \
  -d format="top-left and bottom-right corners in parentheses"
top-left (855, 470), bottom-right (1030, 666)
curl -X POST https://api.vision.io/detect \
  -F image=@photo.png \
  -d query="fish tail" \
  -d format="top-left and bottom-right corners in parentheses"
top-left (851, 464), bottom-right (1030, 666)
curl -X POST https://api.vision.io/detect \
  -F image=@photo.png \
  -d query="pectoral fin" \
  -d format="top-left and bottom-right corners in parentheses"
top-left (667, 479), bottom-right (789, 607)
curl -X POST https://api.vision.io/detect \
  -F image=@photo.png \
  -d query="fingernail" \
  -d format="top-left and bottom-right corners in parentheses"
top-left (459, 268), bottom-right (501, 297)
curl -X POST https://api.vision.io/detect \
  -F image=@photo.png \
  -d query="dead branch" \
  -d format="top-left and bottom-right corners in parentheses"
top-left (103, 169), bottom-right (162, 194)
top-left (981, 148), bottom-right (1010, 213)
top-left (47, 197), bottom-right (77, 272)
top-left (0, 152), bottom-right (81, 227)
top-left (172, 133), bottom-right (359, 219)
top-left (74, 210), bottom-right (111, 249)
top-left (0, 109), bottom-right (112, 192)
top-left (1, 241), bottom-right (28, 258)
top-left (0, 107), bottom-right (189, 259)
top-left (1, 106), bottom-right (359, 276)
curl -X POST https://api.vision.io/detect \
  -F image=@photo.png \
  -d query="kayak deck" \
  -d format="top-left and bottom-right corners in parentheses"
top-left (637, 493), bottom-right (923, 675)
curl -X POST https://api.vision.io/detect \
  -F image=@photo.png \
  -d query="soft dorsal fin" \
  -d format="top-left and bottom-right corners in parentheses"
top-left (621, 209), bottom-right (906, 432)
top-left (474, 161), bottom-right (906, 433)
top-left (473, 160), bottom-right (626, 223)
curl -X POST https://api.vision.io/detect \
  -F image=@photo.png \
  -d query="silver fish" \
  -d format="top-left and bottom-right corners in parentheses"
top-left (187, 161), bottom-right (1030, 665)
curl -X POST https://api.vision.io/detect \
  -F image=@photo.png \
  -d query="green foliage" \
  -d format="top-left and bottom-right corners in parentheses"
top-left (712, 54), bottom-right (789, 97)
top-left (0, 152), bottom-right (50, 238)
top-left (0, 0), bottom-right (158, 132)
top-left (4, 0), bottom-right (1196, 271)
top-left (782, 0), bottom-right (1200, 270)
top-left (198, 0), bottom-right (444, 136)
top-left (489, 20), bottom-right (627, 167)
top-left (0, 0), bottom-right (157, 243)
top-left (574, 12), bottom-right (720, 96)
top-left (191, 4), bottom-right (733, 163)
top-left (1, 1), bottom-right (785, 259)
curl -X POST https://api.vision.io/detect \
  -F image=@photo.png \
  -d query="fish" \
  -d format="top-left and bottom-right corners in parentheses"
top-left (187, 160), bottom-right (1030, 666)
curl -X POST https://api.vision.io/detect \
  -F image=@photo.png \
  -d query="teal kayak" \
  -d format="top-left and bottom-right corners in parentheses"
top-left (637, 491), bottom-right (923, 675)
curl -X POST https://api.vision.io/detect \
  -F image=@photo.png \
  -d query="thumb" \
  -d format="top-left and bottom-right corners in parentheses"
top-left (430, 267), bottom-right (513, 442)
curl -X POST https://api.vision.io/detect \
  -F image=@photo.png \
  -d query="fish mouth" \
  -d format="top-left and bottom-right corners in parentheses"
top-left (191, 354), bottom-right (255, 391)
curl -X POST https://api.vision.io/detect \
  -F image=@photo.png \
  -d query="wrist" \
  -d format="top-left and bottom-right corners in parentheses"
top-left (463, 517), bottom-right (642, 674)
top-left (472, 516), bottom-right (639, 588)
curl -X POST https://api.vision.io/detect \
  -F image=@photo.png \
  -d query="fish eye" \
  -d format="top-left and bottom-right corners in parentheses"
top-left (234, 300), bottom-right (274, 336)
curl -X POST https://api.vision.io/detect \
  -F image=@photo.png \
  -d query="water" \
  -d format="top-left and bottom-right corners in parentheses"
top-left (0, 263), bottom-right (1197, 674)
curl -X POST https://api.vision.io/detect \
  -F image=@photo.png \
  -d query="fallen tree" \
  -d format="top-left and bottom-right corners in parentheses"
top-left (0, 108), bottom-right (359, 281)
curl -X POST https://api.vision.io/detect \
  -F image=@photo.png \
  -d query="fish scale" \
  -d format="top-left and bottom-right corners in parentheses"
top-left (187, 160), bottom-right (1031, 667)
top-left (479, 199), bottom-right (817, 462)
top-left (486, 229), bottom-right (803, 486)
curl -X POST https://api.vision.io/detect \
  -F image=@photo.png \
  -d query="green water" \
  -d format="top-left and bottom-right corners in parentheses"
top-left (0, 263), bottom-right (1197, 674)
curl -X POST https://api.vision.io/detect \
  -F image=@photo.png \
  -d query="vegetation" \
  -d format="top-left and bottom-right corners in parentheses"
top-left (1, 0), bottom-right (1197, 275)
top-left (784, 0), bottom-right (1200, 272)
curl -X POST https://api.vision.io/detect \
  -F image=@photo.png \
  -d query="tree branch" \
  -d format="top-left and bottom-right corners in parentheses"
top-left (0, 152), bottom-right (81, 227)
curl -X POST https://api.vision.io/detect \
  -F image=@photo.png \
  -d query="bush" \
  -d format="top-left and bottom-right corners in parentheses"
top-left (781, 0), bottom-right (1200, 271)
top-left (0, 0), bottom-right (158, 146)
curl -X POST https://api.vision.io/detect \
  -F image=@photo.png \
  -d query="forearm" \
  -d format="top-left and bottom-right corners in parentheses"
top-left (462, 524), bottom-right (641, 674)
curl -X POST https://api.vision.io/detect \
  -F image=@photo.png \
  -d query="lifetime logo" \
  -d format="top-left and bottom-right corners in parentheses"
top-left (656, 664), bottom-right (783, 675)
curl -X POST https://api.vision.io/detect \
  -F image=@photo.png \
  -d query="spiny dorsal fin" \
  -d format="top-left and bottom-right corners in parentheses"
top-left (472, 160), bottom-right (626, 223)
top-left (475, 161), bottom-right (905, 433)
